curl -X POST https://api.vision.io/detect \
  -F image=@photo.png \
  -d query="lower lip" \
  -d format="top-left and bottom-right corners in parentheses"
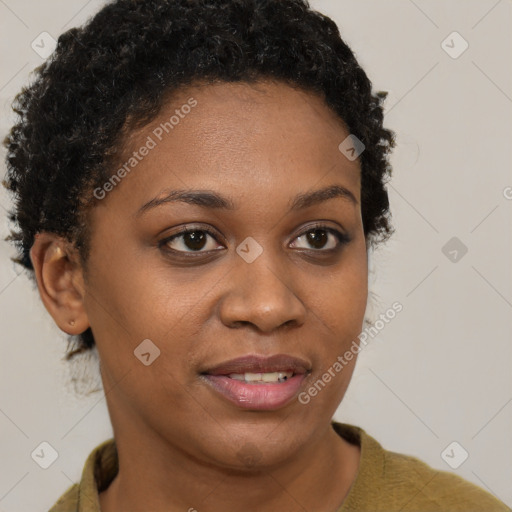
top-left (202, 374), bottom-right (307, 411)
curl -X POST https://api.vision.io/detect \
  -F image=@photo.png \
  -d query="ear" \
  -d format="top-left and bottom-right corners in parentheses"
top-left (30, 232), bottom-right (90, 335)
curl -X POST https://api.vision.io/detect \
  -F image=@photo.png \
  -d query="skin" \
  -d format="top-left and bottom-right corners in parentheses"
top-left (31, 80), bottom-right (368, 512)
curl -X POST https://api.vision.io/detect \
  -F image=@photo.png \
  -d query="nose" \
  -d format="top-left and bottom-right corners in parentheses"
top-left (218, 250), bottom-right (307, 334)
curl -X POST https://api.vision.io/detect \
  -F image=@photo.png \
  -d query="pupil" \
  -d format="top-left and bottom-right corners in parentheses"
top-left (185, 231), bottom-right (207, 250)
top-left (307, 229), bottom-right (327, 249)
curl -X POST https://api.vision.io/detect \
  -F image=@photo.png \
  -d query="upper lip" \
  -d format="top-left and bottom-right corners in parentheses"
top-left (202, 354), bottom-right (311, 376)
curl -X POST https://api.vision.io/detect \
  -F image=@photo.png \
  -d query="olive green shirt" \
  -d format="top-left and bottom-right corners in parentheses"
top-left (49, 422), bottom-right (510, 511)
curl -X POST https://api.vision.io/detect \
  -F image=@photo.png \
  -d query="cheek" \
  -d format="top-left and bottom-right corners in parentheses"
top-left (315, 243), bottom-right (368, 333)
top-left (85, 254), bottom-right (207, 421)
top-left (299, 258), bottom-right (366, 418)
top-left (304, 242), bottom-right (367, 397)
top-left (84, 236), bottom-right (192, 331)
top-left (343, 239), bottom-right (369, 316)
top-left (83, 244), bottom-right (221, 389)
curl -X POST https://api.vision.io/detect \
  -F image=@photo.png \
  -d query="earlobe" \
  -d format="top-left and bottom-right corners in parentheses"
top-left (30, 233), bottom-right (90, 335)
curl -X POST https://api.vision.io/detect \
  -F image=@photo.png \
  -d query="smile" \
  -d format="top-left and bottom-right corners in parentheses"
top-left (201, 354), bottom-right (311, 411)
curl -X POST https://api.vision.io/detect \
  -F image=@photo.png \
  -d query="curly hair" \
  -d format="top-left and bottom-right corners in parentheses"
top-left (3, 0), bottom-right (395, 359)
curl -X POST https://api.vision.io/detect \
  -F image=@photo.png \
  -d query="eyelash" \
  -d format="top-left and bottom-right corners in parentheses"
top-left (159, 223), bottom-right (351, 256)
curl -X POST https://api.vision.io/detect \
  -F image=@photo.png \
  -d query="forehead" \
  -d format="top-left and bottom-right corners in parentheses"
top-left (106, 80), bottom-right (361, 208)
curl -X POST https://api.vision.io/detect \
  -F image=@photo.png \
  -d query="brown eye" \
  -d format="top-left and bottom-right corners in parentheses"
top-left (291, 226), bottom-right (349, 251)
top-left (181, 231), bottom-right (207, 251)
top-left (305, 229), bottom-right (329, 249)
top-left (161, 228), bottom-right (223, 253)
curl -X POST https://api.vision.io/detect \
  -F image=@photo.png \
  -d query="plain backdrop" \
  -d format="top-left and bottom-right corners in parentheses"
top-left (0, 0), bottom-right (511, 510)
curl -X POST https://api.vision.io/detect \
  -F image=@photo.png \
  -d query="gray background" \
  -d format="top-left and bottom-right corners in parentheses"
top-left (0, 0), bottom-right (511, 510)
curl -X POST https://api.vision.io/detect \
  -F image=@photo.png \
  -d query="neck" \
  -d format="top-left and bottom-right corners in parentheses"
top-left (99, 420), bottom-right (360, 512)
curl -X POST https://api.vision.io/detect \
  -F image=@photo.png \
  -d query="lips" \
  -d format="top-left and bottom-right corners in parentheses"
top-left (202, 354), bottom-right (311, 376)
top-left (200, 354), bottom-right (311, 411)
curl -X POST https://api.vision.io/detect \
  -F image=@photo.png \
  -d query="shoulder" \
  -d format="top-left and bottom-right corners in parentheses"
top-left (47, 438), bottom-right (117, 512)
top-left (381, 448), bottom-right (510, 511)
top-left (333, 422), bottom-right (510, 512)
top-left (48, 483), bottom-right (79, 512)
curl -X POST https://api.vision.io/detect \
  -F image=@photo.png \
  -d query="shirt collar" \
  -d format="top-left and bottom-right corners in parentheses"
top-left (77, 437), bottom-right (118, 511)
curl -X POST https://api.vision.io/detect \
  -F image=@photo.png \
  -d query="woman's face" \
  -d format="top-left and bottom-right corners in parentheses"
top-left (83, 80), bottom-right (368, 468)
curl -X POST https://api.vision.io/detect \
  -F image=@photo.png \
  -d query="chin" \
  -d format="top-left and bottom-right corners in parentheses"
top-left (195, 420), bottom-right (312, 471)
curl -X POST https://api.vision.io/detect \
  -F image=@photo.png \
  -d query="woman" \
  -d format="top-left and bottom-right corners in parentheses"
top-left (3, 0), bottom-right (509, 510)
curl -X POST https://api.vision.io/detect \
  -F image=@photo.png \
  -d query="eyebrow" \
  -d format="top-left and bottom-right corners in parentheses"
top-left (136, 184), bottom-right (357, 217)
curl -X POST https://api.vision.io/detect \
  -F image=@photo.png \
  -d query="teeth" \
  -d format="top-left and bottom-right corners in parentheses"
top-left (229, 371), bottom-right (294, 383)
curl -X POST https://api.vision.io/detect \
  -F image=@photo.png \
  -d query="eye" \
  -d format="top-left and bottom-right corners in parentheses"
top-left (159, 223), bottom-right (350, 256)
top-left (160, 227), bottom-right (223, 253)
top-left (290, 224), bottom-right (350, 251)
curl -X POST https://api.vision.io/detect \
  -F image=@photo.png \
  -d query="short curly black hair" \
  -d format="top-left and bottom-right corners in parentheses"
top-left (3, 0), bottom-right (395, 359)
